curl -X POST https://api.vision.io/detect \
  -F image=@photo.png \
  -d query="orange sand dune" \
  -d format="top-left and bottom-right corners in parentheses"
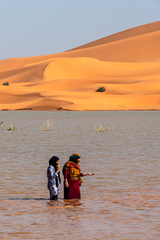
top-left (0, 21), bottom-right (160, 111)
top-left (68, 21), bottom-right (160, 52)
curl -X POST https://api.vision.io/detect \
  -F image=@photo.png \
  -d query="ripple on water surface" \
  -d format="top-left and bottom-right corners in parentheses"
top-left (0, 111), bottom-right (160, 239)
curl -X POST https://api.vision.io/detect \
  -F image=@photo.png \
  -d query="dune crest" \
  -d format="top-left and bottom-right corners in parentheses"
top-left (0, 21), bottom-right (160, 111)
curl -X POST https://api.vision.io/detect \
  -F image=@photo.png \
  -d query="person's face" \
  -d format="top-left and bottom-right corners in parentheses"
top-left (56, 160), bottom-right (59, 165)
top-left (76, 158), bottom-right (81, 163)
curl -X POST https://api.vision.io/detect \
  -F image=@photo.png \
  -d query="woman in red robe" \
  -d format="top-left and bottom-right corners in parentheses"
top-left (63, 153), bottom-right (94, 199)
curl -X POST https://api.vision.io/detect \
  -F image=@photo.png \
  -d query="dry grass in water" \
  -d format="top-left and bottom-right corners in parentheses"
top-left (42, 119), bottom-right (54, 131)
top-left (94, 123), bottom-right (111, 132)
top-left (7, 123), bottom-right (17, 131)
top-left (0, 121), bottom-right (5, 130)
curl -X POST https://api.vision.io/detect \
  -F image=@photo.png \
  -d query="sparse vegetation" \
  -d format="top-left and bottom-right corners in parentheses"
top-left (96, 86), bottom-right (106, 92)
top-left (3, 82), bottom-right (9, 86)
top-left (42, 119), bottom-right (54, 131)
top-left (0, 121), bottom-right (5, 130)
top-left (94, 123), bottom-right (111, 132)
top-left (7, 123), bottom-right (17, 131)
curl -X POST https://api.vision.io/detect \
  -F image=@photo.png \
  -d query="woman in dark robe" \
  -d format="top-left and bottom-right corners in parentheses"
top-left (47, 156), bottom-right (61, 200)
top-left (63, 153), bottom-right (94, 199)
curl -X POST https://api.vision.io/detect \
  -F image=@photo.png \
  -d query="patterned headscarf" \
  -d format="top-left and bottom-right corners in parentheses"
top-left (69, 153), bottom-right (81, 163)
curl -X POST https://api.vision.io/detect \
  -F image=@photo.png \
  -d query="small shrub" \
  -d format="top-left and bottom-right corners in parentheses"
top-left (7, 123), bottom-right (17, 131)
top-left (96, 86), bottom-right (106, 92)
top-left (42, 119), bottom-right (54, 131)
top-left (0, 121), bottom-right (5, 130)
top-left (94, 123), bottom-right (111, 132)
top-left (3, 82), bottom-right (9, 86)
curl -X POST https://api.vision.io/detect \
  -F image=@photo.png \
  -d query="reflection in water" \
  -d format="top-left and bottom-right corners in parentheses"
top-left (0, 111), bottom-right (160, 239)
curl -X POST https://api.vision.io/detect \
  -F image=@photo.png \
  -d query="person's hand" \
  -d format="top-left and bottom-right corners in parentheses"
top-left (56, 165), bottom-right (60, 173)
top-left (88, 173), bottom-right (94, 176)
top-left (65, 180), bottom-right (69, 188)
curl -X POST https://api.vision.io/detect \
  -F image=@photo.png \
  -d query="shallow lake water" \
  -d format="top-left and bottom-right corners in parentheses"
top-left (0, 111), bottom-right (160, 240)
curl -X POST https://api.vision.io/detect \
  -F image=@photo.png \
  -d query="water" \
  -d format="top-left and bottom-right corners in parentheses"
top-left (0, 111), bottom-right (160, 239)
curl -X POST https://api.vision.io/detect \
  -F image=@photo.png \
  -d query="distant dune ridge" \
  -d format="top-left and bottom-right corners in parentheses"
top-left (0, 21), bottom-right (160, 111)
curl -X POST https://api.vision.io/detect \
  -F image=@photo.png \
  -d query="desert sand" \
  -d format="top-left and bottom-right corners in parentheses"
top-left (0, 21), bottom-right (160, 111)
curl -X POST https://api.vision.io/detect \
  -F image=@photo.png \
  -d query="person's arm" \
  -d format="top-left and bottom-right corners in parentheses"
top-left (56, 165), bottom-right (60, 174)
top-left (56, 165), bottom-right (61, 183)
top-left (64, 168), bottom-right (70, 188)
top-left (48, 166), bottom-right (59, 179)
top-left (80, 172), bottom-right (94, 177)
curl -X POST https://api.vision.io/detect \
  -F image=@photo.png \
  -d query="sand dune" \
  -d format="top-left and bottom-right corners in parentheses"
top-left (68, 21), bottom-right (160, 52)
top-left (0, 21), bottom-right (160, 111)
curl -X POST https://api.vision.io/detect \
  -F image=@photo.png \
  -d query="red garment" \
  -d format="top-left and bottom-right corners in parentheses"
top-left (64, 168), bottom-right (83, 199)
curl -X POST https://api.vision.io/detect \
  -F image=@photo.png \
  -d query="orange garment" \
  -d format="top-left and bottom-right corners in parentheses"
top-left (63, 161), bottom-right (83, 184)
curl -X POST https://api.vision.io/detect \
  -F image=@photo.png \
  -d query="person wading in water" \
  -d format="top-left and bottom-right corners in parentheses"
top-left (47, 156), bottom-right (61, 200)
top-left (63, 153), bottom-right (94, 199)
